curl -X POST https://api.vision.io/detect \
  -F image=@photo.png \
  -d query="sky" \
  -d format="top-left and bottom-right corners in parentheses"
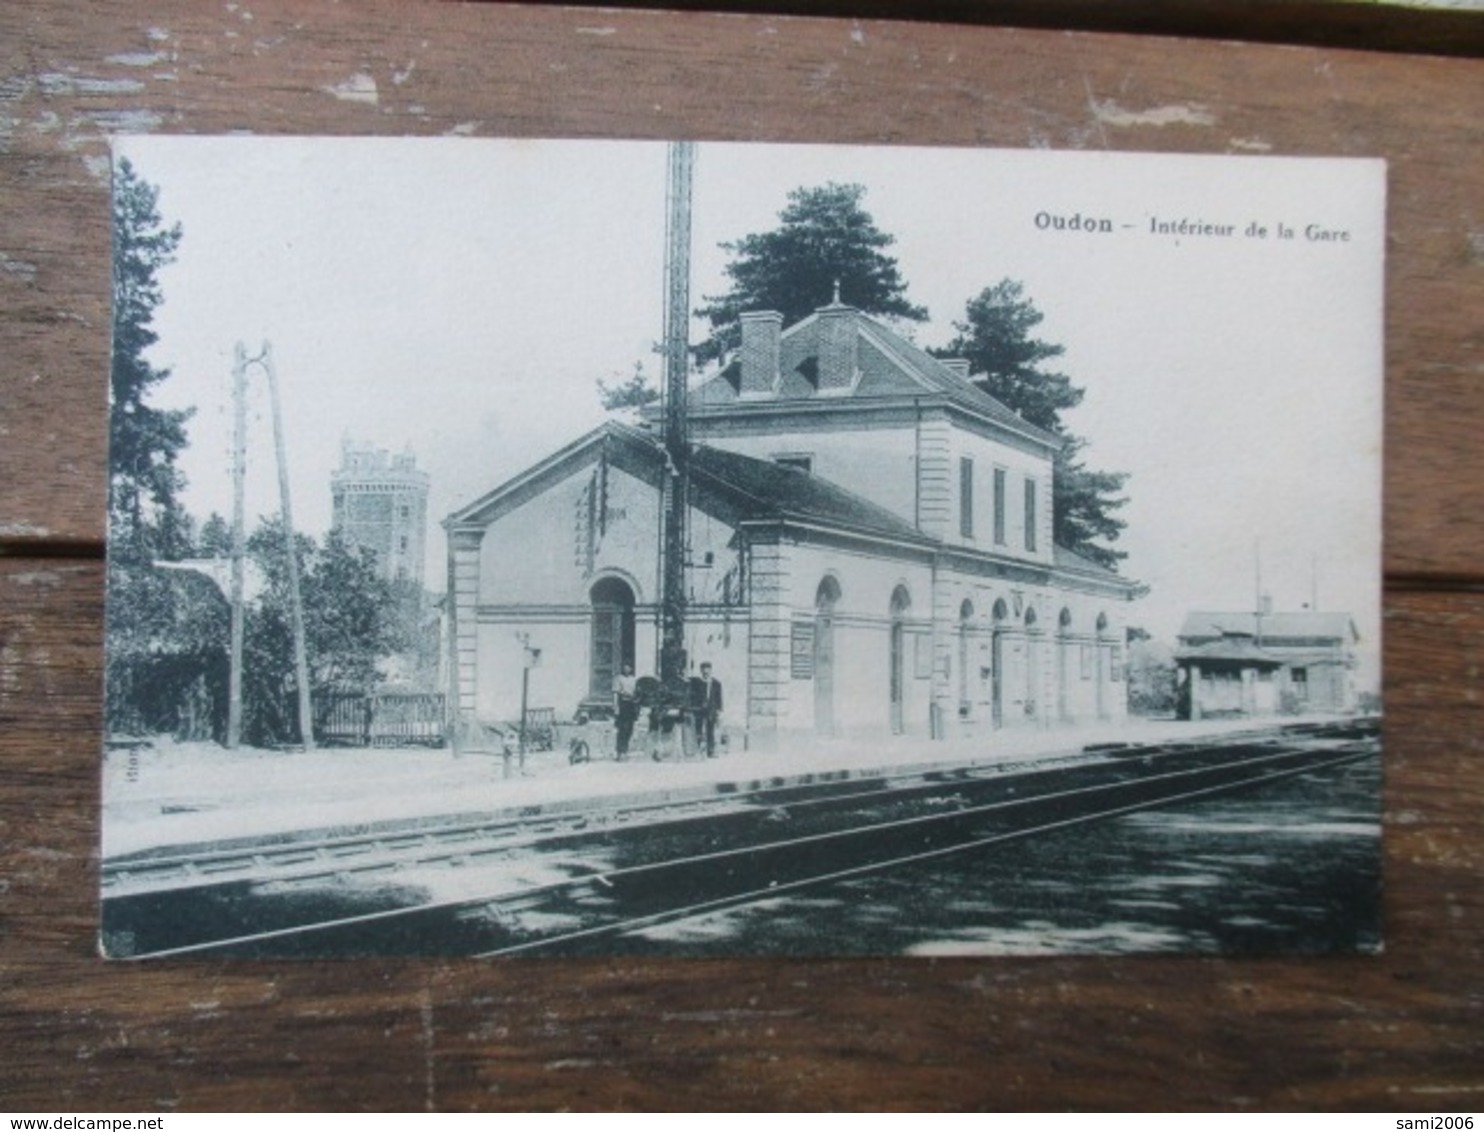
top-left (115, 136), bottom-right (1385, 674)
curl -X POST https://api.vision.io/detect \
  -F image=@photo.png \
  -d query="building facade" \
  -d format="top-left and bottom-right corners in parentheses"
top-left (1175, 609), bottom-right (1360, 720)
top-left (330, 440), bottom-right (430, 587)
top-left (445, 302), bottom-right (1142, 751)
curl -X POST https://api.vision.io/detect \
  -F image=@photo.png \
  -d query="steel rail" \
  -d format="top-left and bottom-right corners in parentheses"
top-left (103, 719), bottom-right (1365, 895)
top-left (479, 745), bottom-right (1375, 957)
top-left (118, 735), bottom-right (1373, 959)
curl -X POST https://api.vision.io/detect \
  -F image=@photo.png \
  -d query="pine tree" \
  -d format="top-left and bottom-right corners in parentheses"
top-left (110, 157), bottom-right (190, 562)
top-left (597, 359), bottom-right (660, 411)
top-left (942, 279), bottom-right (1129, 569)
top-left (694, 182), bottom-right (926, 367)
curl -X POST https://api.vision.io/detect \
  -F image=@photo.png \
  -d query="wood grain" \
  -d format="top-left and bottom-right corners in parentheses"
top-left (0, 3), bottom-right (1482, 574)
top-left (1, 557), bottom-right (1480, 1109)
top-left (564, 0), bottom-right (1484, 58)
top-left (2, 0), bottom-right (1481, 1112)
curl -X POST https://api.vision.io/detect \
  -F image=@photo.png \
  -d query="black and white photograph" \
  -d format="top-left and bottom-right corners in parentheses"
top-left (101, 136), bottom-right (1384, 959)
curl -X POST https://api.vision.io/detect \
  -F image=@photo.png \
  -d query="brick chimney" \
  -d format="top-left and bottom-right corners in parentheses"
top-left (739, 310), bottom-right (782, 397)
top-left (816, 290), bottom-right (857, 393)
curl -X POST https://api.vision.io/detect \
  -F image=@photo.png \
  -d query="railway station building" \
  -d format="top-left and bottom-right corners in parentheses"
top-left (1174, 608), bottom-right (1360, 720)
top-left (444, 300), bottom-right (1142, 750)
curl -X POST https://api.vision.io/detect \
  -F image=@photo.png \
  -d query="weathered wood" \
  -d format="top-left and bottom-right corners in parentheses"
top-left (3, 0), bottom-right (1482, 1112)
top-left (583, 0), bottom-right (1484, 58)
top-left (1, 557), bottom-right (1480, 1110)
top-left (0, 2), bottom-right (1481, 577)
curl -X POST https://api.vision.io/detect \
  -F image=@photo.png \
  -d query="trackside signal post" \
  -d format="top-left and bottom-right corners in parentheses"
top-left (658, 141), bottom-right (695, 694)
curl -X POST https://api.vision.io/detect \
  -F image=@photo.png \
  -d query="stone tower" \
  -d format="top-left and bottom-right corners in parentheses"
top-left (330, 439), bottom-right (430, 587)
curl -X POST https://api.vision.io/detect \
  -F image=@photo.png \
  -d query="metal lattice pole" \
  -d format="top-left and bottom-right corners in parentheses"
top-left (658, 140), bottom-right (695, 692)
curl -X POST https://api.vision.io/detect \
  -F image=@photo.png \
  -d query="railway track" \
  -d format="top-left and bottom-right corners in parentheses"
top-left (102, 719), bottom-right (1378, 958)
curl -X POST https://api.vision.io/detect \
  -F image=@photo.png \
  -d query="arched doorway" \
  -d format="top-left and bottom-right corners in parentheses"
top-left (990, 598), bottom-right (1009, 729)
top-left (589, 577), bottom-right (636, 702)
top-left (814, 576), bottom-right (841, 736)
top-left (889, 585), bottom-right (911, 735)
top-left (958, 599), bottom-right (975, 721)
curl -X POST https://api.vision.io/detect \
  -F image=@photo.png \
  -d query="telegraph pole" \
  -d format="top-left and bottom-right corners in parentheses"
top-left (225, 341), bottom-right (316, 752)
top-left (658, 141), bottom-right (695, 692)
top-left (226, 344), bottom-right (249, 749)
top-left (259, 342), bottom-right (316, 751)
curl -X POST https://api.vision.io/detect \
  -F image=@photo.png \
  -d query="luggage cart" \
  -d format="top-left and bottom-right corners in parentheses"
top-left (564, 715), bottom-right (617, 764)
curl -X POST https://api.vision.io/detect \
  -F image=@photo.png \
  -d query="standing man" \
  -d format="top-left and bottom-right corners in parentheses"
top-left (688, 662), bottom-right (723, 758)
top-left (613, 662), bottom-right (638, 760)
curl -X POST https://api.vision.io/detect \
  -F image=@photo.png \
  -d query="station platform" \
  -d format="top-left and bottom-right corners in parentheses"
top-left (101, 716), bottom-right (1332, 860)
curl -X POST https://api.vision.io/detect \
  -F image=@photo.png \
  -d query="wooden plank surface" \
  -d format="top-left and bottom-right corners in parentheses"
top-left (1, 558), bottom-right (1481, 1109)
top-left (0, 2), bottom-right (1482, 574)
top-left (2, 0), bottom-right (1481, 1112)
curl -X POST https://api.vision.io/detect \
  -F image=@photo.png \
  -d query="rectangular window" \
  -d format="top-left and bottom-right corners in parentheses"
top-left (959, 457), bottom-right (974, 538)
top-left (1024, 478), bottom-right (1038, 552)
top-left (993, 468), bottom-right (1007, 545)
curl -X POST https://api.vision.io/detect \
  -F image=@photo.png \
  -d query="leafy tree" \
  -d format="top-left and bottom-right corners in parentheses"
top-left (694, 182), bottom-right (927, 367)
top-left (242, 522), bottom-right (399, 746)
top-left (104, 560), bottom-right (229, 739)
top-left (597, 360), bottom-right (660, 411)
top-left (109, 158), bottom-right (190, 562)
top-left (302, 529), bottom-right (401, 692)
top-left (381, 576), bottom-right (443, 692)
top-left (941, 279), bottom-right (1129, 569)
top-left (1125, 636), bottom-right (1178, 717)
top-left (196, 512), bottom-right (233, 557)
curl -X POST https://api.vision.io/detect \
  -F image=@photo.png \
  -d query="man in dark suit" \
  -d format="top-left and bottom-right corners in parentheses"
top-left (688, 662), bottom-right (723, 758)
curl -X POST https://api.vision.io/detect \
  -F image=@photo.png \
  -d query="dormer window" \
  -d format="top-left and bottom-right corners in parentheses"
top-left (774, 454), bottom-right (812, 474)
top-left (794, 356), bottom-right (819, 391)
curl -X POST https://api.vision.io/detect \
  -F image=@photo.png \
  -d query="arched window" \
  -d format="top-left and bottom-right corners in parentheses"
top-left (814, 576), bottom-right (841, 735)
top-left (990, 598), bottom-right (1008, 728)
top-left (1057, 608), bottom-right (1073, 722)
top-left (889, 586), bottom-right (911, 734)
top-left (1095, 611), bottom-right (1111, 720)
top-left (958, 599), bottom-right (975, 719)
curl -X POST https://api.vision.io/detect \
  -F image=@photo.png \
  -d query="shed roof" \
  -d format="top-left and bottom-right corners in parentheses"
top-left (1175, 636), bottom-right (1287, 666)
top-left (445, 421), bottom-right (931, 547)
top-left (1178, 610), bottom-right (1358, 643)
top-left (686, 439), bottom-right (930, 544)
top-left (1053, 543), bottom-right (1125, 583)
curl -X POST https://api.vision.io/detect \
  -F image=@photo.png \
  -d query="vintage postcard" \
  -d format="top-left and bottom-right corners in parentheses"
top-left (101, 137), bottom-right (1384, 958)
